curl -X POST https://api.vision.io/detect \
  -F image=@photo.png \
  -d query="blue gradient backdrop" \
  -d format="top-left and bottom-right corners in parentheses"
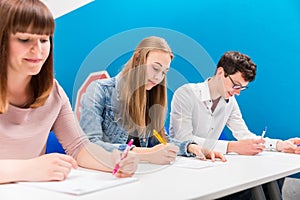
top-left (53, 0), bottom-right (300, 140)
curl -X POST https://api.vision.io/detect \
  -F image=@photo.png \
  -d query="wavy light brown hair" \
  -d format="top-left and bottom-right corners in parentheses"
top-left (0, 0), bottom-right (55, 113)
top-left (117, 36), bottom-right (173, 140)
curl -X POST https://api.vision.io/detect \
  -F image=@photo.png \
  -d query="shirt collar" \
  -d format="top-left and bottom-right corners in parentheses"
top-left (201, 78), bottom-right (230, 104)
top-left (200, 78), bottom-right (212, 102)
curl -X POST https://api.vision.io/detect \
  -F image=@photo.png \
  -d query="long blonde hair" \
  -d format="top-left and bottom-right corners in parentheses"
top-left (117, 36), bottom-right (173, 140)
top-left (0, 0), bottom-right (54, 113)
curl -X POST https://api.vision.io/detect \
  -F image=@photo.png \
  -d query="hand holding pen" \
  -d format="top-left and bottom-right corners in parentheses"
top-left (227, 127), bottom-right (267, 155)
top-left (153, 129), bottom-right (167, 145)
top-left (276, 138), bottom-right (299, 153)
top-left (151, 129), bottom-right (179, 164)
top-left (113, 139), bottom-right (134, 175)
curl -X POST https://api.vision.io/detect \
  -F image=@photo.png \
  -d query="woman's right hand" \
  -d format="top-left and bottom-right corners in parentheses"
top-left (113, 151), bottom-right (138, 178)
top-left (23, 153), bottom-right (78, 182)
top-left (148, 143), bottom-right (179, 164)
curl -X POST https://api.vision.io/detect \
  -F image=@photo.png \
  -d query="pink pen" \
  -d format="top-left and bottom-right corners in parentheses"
top-left (112, 139), bottom-right (134, 175)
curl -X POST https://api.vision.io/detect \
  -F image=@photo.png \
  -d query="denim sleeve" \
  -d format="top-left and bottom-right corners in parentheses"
top-left (79, 81), bottom-right (116, 152)
top-left (167, 135), bottom-right (195, 157)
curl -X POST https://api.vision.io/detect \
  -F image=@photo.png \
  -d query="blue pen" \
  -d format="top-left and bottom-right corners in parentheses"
top-left (261, 126), bottom-right (267, 138)
top-left (297, 144), bottom-right (300, 147)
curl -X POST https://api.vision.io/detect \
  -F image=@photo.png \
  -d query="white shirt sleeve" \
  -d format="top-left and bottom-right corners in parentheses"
top-left (227, 98), bottom-right (280, 151)
top-left (169, 85), bottom-right (195, 142)
top-left (170, 82), bottom-right (280, 155)
top-left (226, 97), bottom-right (257, 139)
top-left (265, 138), bottom-right (279, 151)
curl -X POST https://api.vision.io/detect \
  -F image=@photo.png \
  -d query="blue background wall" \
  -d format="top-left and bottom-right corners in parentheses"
top-left (53, 0), bottom-right (300, 140)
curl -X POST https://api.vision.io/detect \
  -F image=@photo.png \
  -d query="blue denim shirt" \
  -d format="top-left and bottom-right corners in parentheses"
top-left (80, 75), bottom-right (194, 156)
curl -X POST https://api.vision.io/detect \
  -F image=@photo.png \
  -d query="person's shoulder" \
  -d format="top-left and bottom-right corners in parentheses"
top-left (175, 82), bottom-right (202, 93)
top-left (89, 76), bottom-right (116, 89)
top-left (99, 76), bottom-right (116, 85)
top-left (52, 79), bottom-right (63, 94)
top-left (52, 79), bottom-right (68, 100)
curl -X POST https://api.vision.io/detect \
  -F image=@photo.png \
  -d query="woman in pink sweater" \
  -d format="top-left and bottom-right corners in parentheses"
top-left (0, 0), bottom-right (138, 184)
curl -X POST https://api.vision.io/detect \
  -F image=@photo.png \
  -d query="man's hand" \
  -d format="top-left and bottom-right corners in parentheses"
top-left (227, 138), bottom-right (265, 155)
top-left (278, 138), bottom-right (299, 154)
top-left (188, 144), bottom-right (227, 162)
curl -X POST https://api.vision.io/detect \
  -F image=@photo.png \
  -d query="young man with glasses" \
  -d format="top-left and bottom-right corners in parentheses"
top-left (170, 51), bottom-right (297, 156)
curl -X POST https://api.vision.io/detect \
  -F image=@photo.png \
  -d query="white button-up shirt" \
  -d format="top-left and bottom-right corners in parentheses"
top-left (169, 79), bottom-right (278, 154)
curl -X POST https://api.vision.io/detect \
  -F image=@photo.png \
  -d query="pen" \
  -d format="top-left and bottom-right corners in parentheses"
top-left (112, 139), bottom-right (134, 175)
top-left (261, 126), bottom-right (267, 139)
top-left (153, 129), bottom-right (167, 145)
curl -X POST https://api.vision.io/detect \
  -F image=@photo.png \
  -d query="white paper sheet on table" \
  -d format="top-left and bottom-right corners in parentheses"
top-left (173, 156), bottom-right (225, 169)
top-left (18, 169), bottom-right (138, 195)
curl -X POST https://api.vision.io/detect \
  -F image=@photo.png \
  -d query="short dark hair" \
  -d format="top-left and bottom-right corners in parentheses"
top-left (217, 51), bottom-right (256, 82)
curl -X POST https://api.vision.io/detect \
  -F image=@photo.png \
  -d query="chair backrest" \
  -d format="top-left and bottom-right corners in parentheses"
top-left (74, 70), bottom-right (110, 121)
top-left (46, 71), bottom-right (111, 154)
top-left (219, 130), bottom-right (228, 140)
top-left (45, 131), bottom-right (65, 154)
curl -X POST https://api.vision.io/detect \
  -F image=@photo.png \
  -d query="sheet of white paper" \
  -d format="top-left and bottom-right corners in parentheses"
top-left (136, 162), bottom-right (169, 174)
top-left (173, 156), bottom-right (225, 169)
top-left (18, 169), bottom-right (138, 195)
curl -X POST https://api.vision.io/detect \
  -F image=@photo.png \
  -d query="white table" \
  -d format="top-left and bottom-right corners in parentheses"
top-left (1, 152), bottom-right (300, 200)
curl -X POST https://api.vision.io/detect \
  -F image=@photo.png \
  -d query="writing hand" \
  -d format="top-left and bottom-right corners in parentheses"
top-left (277, 140), bottom-right (298, 153)
top-left (23, 153), bottom-right (77, 182)
top-left (147, 144), bottom-right (179, 165)
top-left (113, 150), bottom-right (138, 178)
top-left (227, 138), bottom-right (265, 155)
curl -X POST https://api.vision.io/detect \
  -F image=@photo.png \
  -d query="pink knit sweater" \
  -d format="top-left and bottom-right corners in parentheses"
top-left (0, 80), bottom-right (89, 159)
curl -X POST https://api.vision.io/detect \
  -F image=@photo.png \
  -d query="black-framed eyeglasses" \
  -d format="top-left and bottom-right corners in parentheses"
top-left (227, 75), bottom-right (248, 90)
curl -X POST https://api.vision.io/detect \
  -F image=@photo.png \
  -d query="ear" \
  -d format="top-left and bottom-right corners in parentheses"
top-left (216, 67), bottom-right (224, 76)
